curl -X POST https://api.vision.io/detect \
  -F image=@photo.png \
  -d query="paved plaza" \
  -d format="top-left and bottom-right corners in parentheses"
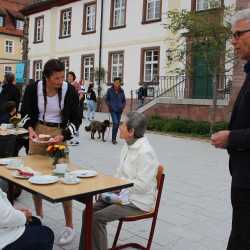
top-left (15, 113), bottom-right (232, 250)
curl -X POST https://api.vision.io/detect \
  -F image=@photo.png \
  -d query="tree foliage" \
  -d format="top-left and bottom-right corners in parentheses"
top-left (165, 4), bottom-right (234, 76)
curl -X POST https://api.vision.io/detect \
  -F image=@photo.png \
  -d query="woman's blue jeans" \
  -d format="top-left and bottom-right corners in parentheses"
top-left (87, 100), bottom-right (96, 120)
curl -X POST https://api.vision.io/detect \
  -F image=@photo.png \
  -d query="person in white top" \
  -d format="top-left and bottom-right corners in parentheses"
top-left (0, 188), bottom-right (54, 250)
top-left (79, 111), bottom-right (159, 250)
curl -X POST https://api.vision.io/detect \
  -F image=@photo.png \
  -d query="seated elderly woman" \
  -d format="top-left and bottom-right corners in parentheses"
top-left (79, 111), bottom-right (159, 250)
top-left (0, 188), bottom-right (54, 250)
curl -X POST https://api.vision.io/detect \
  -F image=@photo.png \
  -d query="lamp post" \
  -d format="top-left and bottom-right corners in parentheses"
top-left (97, 0), bottom-right (104, 111)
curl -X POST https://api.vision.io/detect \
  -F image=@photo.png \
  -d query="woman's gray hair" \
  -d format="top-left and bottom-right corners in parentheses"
top-left (231, 8), bottom-right (250, 27)
top-left (126, 111), bottom-right (147, 138)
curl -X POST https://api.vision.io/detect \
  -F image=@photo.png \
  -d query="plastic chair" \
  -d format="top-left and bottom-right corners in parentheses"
top-left (110, 165), bottom-right (165, 250)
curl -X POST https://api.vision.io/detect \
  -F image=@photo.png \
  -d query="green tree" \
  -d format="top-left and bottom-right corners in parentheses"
top-left (165, 3), bottom-right (234, 133)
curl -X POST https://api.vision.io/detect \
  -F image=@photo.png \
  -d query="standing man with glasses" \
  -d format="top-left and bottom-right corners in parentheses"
top-left (211, 9), bottom-right (250, 250)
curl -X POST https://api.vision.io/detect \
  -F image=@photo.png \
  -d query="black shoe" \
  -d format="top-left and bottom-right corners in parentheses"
top-left (112, 140), bottom-right (117, 145)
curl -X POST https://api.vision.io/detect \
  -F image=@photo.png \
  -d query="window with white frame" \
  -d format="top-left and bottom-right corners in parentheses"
top-left (143, 48), bottom-right (160, 82)
top-left (34, 16), bottom-right (44, 43)
top-left (33, 60), bottom-right (43, 81)
top-left (196, 0), bottom-right (221, 11)
top-left (16, 19), bottom-right (24, 30)
top-left (59, 57), bottom-right (70, 80)
top-left (84, 3), bottom-right (96, 32)
top-left (4, 66), bottom-right (12, 75)
top-left (60, 8), bottom-right (72, 37)
top-left (109, 52), bottom-right (124, 82)
top-left (146, 0), bottom-right (161, 21)
top-left (112, 0), bottom-right (126, 28)
top-left (0, 16), bottom-right (4, 27)
top-left (5, 40), bottom-right (13, 53)
top-left (82, 55), bottom-right (94, 82)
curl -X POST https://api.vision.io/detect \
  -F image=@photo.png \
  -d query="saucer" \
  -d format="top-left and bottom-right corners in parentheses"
top-left (60, 177), bottom-right (80, 185)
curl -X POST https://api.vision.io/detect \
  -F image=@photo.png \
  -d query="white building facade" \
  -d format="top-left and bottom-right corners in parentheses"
top-left (23, 0), bottom-right (168, 97)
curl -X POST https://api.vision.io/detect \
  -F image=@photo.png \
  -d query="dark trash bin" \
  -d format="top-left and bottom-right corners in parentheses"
top-left (0, 134), bottom-right (22, 199)
top-left (0, 134), bottom-right (16, 158)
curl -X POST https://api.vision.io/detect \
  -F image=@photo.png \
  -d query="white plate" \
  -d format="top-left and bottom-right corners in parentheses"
top-left (60, 177), bottom-right (80, 185)
top-left (0, 158), bottom-right (14, 166)
top-left (32, 138), bottom-right (51, 144)
top-left (12, 171), bottom-right (30, 179)
top-left (5, 161), bottom-right (24, 170)
top-left (70, 170), bottom-right (98, 178)
top-left (29, 175), bottom-right (59, 185)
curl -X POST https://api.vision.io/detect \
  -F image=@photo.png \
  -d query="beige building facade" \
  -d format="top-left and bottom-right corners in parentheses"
top-left (0, 34), bottom-right (23, 82)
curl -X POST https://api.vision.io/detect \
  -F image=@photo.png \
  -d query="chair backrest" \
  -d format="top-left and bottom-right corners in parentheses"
top-left (154, 165), bottom-right (165, 214)
top-left (156, 165), bottom-right (164, 190)
top-left (145, 165), bottom-right (165, 249)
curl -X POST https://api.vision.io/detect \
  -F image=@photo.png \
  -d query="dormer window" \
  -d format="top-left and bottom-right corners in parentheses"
top-left (16, 19), bottom-right (24, 30)
top-left (0, 16), bottom-right (4, 27)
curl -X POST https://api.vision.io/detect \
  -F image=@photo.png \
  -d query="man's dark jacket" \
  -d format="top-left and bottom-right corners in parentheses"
top-left (105, 86), bottom-right (126, 113)
top-left (227, 61), bottom-right (250, 188)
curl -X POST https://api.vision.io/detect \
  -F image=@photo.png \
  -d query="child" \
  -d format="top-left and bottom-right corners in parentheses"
top-left (0, 101), bottom-right (16, 124)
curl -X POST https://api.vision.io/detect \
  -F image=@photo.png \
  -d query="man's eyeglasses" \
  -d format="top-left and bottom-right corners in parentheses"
top-left (232, 29), bottom-right (250, 39)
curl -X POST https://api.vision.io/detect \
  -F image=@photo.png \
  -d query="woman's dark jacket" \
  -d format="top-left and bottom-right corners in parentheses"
top-left (20, 82), bottom-right (81, 140)
top-left (0, 83), bottom-right (20, 113)
top-left (86, 89), bottom-right (97, 102)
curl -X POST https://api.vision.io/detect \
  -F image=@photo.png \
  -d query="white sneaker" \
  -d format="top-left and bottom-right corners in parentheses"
top-left (57, 227), bottom-right (75, 245)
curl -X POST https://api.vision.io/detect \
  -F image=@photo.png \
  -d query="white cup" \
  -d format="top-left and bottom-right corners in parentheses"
top-left (1, 124), bottom-right (8, 129)
top-left (55, 163), bottom-right (68, 174)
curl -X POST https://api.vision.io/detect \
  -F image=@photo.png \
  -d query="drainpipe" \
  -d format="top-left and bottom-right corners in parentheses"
top-left (97, 0), bottom-right (104, 111)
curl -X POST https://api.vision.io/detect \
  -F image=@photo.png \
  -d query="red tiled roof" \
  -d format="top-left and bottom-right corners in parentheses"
top-left (0, 0), bottom-right (32, 37)
top-left (22, 0), bottom-right (80, 15)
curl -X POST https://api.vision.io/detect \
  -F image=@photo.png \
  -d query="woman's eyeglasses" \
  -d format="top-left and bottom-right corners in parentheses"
top-left (232, 29), bottom-right (250, 39)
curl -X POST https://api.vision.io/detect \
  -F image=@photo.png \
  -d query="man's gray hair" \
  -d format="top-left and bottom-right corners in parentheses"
top-left (231, 8), bottom-right (250, 27)
top-left (126, 111), bottom-right (147, 138)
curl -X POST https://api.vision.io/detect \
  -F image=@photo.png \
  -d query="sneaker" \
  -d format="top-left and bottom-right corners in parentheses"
top-left (57, 227), bottom-right (75, 245)
top-left (69, 140), bottom-right (79, 146)
top-left (69, 140), bottom-right (74, 146)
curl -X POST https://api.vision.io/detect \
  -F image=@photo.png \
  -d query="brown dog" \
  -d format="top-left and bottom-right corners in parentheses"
top-left (85, 120), bottom-right (110, 142)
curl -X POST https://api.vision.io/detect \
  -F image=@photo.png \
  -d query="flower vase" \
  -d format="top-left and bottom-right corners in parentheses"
top-left (52, 157), bottom-right (67, 166)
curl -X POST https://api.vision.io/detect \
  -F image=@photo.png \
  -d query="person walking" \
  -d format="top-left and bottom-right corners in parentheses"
top-left (67, 71), bottom-right (84, 145)
top-left (137, 84), bottom-right (147, 107)
top-left (211, 8), bottom-right (250, 250)
top-left (105, 77), bottom-right (126, 144)
top-left (86, 84), bottom-right (97, 121)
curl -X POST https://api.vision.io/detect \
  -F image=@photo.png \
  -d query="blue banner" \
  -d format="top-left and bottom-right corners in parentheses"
top-left (15, 63), bottom-right (25, 84)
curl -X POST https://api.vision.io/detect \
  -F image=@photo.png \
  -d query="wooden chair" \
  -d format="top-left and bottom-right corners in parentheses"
top-left (110, 165), bottom-right (165, 250)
